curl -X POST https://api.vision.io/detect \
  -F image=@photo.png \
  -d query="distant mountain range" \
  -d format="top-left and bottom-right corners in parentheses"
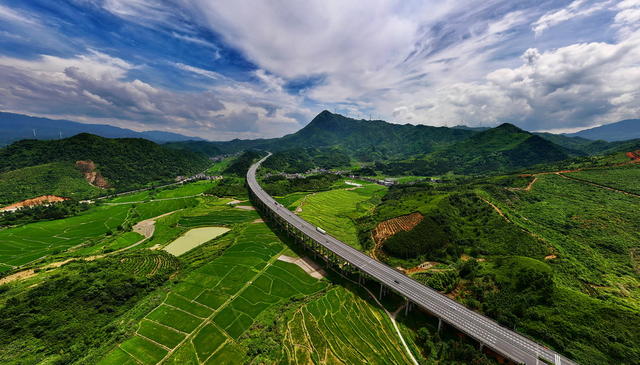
top-left (567, 119), bottom-right (640, 141)
top-left (0, 112), bottom-right (204, 146)
top-left (171, 111), bottom-right (636, 158)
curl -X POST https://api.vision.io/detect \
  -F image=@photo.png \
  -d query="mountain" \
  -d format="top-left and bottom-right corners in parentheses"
top-left (0, 134), bottom-right (210, 203)
top-left (390, 123), bottom-right (573, 176)
top-left (568, 119), bottom-right (640, 141)
top-left (276, 111), bottom-right (475, 158)
top-left (179, 111), bottom-right (476, 159)
top-left (0, 112), bottom-right (204, 146)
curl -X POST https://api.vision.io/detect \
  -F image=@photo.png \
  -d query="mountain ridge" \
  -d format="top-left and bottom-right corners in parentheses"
top-left (567, 119), bottom-right (640, 141)
top-left (0, 112), bottom-right (204, 146)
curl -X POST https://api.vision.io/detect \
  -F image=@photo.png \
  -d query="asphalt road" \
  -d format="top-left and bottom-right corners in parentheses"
top-left (248, 154), bottom-right (576, 365)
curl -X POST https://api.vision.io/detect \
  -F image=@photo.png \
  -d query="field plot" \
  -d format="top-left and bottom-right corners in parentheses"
top-left (120, 251), bottom-right (181, 277)
top-left (298, 184), bottom-right (386, 249)
top-left (178, 207), bottom-right (259, 227)
top-left (0, 204), bottom-right (130, 267)
top-left (566, 164), bottom-right (640, 195)
top-left (100, 221), bottom-right (328, 364)
top-left (163, 227), bottom-right (230, 256)
top-left (281, 287), bottom-right (412, 364)
top-left (0, 196), bottom-right (199, 268)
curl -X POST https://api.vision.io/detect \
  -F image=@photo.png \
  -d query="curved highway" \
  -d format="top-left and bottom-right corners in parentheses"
top-left (248, 153), bottom-right (576, 365)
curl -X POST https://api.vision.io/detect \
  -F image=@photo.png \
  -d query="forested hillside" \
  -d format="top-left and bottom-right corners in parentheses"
top-left (0, 134), bottom-right (210, 196)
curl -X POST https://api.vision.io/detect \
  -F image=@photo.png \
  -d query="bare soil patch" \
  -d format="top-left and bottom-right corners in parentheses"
top-left (0, 269), bottom-right (36, 285)
top-left (1, 195), bottom-right (69, 212)
top-left (234, 205), bottom-right (256, 210)
top-left (278, 255), bottom-right (326, 279)
top-left (75, 160), bottom-right (109, 188)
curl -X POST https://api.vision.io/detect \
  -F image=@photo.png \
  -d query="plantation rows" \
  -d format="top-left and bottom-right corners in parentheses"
top-left (373, 212), bottom-right (424, 243)
top-left (120, 252), bottom-right (180, 277)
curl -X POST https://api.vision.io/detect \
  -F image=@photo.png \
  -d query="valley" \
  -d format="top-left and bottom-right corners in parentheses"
top-left (0, 111), bottom-right (638, 364)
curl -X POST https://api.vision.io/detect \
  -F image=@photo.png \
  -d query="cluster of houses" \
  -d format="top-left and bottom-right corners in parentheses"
top-left (175, 173), bottom-right (222, 183)
top-left (264, 167), bottom-right (446, 187)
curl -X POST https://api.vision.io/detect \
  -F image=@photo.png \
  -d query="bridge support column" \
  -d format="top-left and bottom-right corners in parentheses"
top-left (404, 299), bottom-right (410, 316)
top-left (379, 283), bottom-right (384, 300)
top-left (437, 318), bottom-right (442, 333)
top-left (479, 343), bottom-right (484, 351)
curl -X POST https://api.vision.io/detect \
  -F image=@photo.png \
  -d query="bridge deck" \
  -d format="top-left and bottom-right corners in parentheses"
top-left (247, 154), bottom-right (576, 365)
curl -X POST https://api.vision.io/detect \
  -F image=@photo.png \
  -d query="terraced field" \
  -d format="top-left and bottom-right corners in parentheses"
top-left (0, 197), bottom-right (199, 271)
top-left (0, 204), bottom-right (130, 270)
top-left (99, 222), bottom-right (327, 364)
top-left (281, 287), bottom-right (413, 364)
top-left (178, 209), bottom-right (259, 227)
top-left (99, 204), bottom-right (414, 364)
top-left (297, 184), bottom-right (386, 249)
top-left (373, 212), bottom-right (424, 243)
top-left (120, 251), bottom-right (181, 277)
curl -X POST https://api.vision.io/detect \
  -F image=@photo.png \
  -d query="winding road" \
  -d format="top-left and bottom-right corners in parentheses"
top-left (247, 153), bottom-right (576, 365)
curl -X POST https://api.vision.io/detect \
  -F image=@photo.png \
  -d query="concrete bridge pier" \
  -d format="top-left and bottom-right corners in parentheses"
top-left (437, 318), bottom-right (443, 333)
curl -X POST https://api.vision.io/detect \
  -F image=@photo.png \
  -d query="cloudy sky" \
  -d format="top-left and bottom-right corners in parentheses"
top-left (0, 0), bottom-right (638, 139)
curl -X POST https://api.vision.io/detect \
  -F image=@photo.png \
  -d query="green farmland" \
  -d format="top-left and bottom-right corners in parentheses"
top-left (99, 209), bottom-right (414, 364)
top-left (0, 197), bottom-right (199, 270)
top-left (295, 183), bottom-right (386, 249)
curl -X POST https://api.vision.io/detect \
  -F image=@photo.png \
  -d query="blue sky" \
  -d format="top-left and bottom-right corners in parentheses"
top-left (0, 0), bottom-right (638, 140)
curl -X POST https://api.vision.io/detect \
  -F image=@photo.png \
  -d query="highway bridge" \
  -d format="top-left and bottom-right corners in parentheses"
top-left (247, 154), bottom-right (577, 365)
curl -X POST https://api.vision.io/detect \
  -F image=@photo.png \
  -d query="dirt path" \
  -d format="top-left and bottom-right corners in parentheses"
top-left (479, 197), bottom-right (510, 222)
top-left (103, 195), bottom-right (202, 206)
top-left (123, 210), bottom-right (180, 252)
top-left (558, 173), bottom-right (640, 198)
top-left (509, 153), bottom-right (640, 192)
top-left (360, 285), bottom-right (419, 365)
top-left (0, 210), bottom-right (179, 285)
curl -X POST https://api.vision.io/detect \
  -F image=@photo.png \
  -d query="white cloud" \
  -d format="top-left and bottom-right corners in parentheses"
top-left (396, 30), bottom-right (640, 131)
top-left (532, 0), bottom-right (611, 35)
top-left (0, 51), bottom-right (311, 139)
top-left (0, 5), bottom-right (39, 25)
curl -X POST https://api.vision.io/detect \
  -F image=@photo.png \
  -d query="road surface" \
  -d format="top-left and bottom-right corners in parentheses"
top-left (247, 153), bottom-right (576, 365)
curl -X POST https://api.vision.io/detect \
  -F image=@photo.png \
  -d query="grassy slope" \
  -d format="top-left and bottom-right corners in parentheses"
top-left (0, 162), bottom-right (101, 205)
top-left (566, 163), bottom-right (640, 195)
top-left (478, 172), bottom-right (640, 363)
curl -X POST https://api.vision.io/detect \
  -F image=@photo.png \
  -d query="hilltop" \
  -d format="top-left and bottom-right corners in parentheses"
top-left (428, 123), bottom-right (572, 173)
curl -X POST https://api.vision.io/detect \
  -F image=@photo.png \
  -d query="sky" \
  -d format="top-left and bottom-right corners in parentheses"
top-left (0, 0), bottom-right (638, 140)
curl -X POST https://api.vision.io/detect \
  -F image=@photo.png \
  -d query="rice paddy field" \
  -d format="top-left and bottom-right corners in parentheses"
top-left (295, 183), bottom-right (386, 249)
top-left (0, 189), bottom-right (200, 271)
top-left (281, 287), bottom-right (413, 364)
top-left (99, 209), bottom-right (413, 364)
top-left (163, 227), bottom-right (230, 256)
